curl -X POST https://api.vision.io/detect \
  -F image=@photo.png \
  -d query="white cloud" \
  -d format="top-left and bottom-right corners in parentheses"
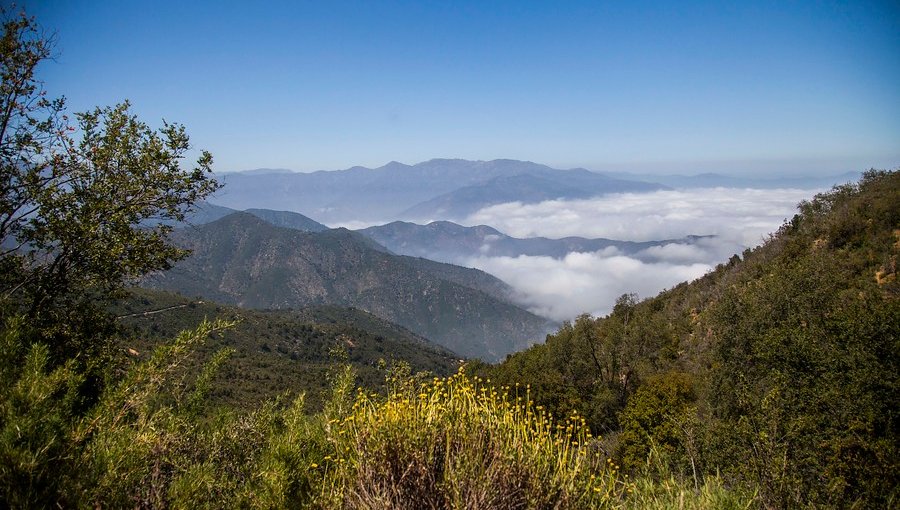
top-left (634, 236), bottom-right (746, 265)
top-left (464, 187), bottom-right (818, 246)
top-left (460, 187), bottom-right (821, 321)
top-left (467, 251), bottom-right (710, 322)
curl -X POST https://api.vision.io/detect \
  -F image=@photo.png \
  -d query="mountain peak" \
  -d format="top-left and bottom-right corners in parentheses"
top-left (211, 211), bottom-right (271, 228)
top-left (380, 160), bottom-right (412, 171)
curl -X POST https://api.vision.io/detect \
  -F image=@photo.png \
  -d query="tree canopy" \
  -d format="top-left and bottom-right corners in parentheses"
top-left (0, 10), bottom-right (219, 359)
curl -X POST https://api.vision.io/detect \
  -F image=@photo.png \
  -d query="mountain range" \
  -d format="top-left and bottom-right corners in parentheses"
top-left (211, 158), bottom-right (859, 226)
top-left (358, 220), bottom-right (712, 263)
top-left (212, 159), bottom-right (666, 223)
top-left (601, 170), bottom-right (863, 189)
top-left (174, 202), bottom-right (329, 232)
top-left (144, 213), bottom-right (553, 361)
top-left (180, 204), bottom-right (713, 263)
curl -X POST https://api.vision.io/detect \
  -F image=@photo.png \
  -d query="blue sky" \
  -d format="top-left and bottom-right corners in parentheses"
top-left (25, 0), bottom-right (900, 175)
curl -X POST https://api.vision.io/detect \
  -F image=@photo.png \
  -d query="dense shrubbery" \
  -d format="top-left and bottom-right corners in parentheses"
top-left (0, 315), bottom-right (754, 507)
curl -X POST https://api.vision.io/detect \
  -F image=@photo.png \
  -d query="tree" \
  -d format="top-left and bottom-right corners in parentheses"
top-left (0, 10), bottom-right (219, 359)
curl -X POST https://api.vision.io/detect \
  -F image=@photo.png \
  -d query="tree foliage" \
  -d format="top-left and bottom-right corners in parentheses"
top-left (0, 10), bottom-right (219, 359)
top-left (482, 170), bottom-right (899, 508)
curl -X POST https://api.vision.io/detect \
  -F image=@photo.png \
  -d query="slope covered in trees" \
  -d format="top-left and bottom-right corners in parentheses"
top-left (114, 289), bottom-right (459, 410)
top-left (476, 170), bottom-right (899, 508)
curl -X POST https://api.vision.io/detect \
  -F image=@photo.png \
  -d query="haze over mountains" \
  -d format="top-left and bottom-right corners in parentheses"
top-left (212, 158), bottom-right (859, 226)
top-left (212, 159), bottom-right (665, 224)
top-left (357, 220), bottom-right (712, 264)
top-left (172, 202), bottom-right (329, 232)
top-left (600, 170), bottom-right (862, 190)
top-left (149, 158), bottom-right (864, 358)
top-left (170, 158), bottom-right (854, 326)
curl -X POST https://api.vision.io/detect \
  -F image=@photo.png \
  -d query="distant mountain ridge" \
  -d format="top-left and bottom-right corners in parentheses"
top-left (144, 213), bottom-right (553, 361)
top-left (212, 159), bottom-right (667, 223)
top-left (175, 202), bottom-right (329, 232)
top-left (182, 204), bottom-right (714, 268)
top-left (358, 220), bottom-right (713, 263)
top-left (599, 170), bottom-right (862, 190)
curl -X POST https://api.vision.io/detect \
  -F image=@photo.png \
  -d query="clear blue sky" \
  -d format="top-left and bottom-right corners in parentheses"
top-left (25, 0), bottom-right (900, 175)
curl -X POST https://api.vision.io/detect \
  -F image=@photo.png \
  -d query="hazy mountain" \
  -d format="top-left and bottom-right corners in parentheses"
top-left (147, 201), bottom-right (238, 227)
top-left (242, 208), bottom-right (329, 232)
top-left (143, 213), bottom-right (553, 361)
top-left (401, 171), bottom-right (663, 221)
top-left (172, 203), bottom-right (329, 232)
top-left (599, 170), bottom-right (863, 189)
top-left (358, 220), bottom-right (711, 263)
top-left (211, 159), bottom-right (667, 223)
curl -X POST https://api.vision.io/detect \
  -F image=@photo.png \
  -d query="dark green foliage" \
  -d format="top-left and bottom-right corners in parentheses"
top-left (482, 292), bottom-right (687, 437)
top-left (617, 372), bottom-right (696, 474)
top-left (0, 317), bottom-right (84, 507)
top-left (705, 170), bottom-right (899, 507)
top-left (0, 11), bottom-right (219, 362)
top-left (483, 170), bottom-right (899, 508)
top-left (114, 288), bottom-right (459, 411)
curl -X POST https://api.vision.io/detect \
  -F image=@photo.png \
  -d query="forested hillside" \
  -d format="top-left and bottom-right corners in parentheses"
top-left (144, 212), bottom-right (552, 360)
top-left (475, 169), bottom-right (899, 508)
top-left (114, 289), bottom-right (459, 410)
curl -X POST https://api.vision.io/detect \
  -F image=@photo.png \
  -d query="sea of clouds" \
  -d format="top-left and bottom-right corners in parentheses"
top-left (459, 187), bottom-right (821, 321)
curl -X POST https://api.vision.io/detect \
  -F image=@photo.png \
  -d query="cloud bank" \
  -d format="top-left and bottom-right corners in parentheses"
top-left (461, 187), bottom-right (820, 321)
top-left (465, 187), bottom-right (817, 246)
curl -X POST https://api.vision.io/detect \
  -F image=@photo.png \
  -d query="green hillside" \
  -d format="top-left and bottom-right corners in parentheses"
top-left (144, 212), bottom-right (552, 361)
top-left (113, 288), bottom-right (458, 410)
top-left (475, 169), bottom-right (899, 508)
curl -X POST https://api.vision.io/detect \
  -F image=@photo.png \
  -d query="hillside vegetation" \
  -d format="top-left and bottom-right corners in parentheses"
top-left (113, 288), bottom-right (459, 410)
top-left (475, 169), bottom-right (899, 508)
top-left (1, 316), bottom-right (753, 508)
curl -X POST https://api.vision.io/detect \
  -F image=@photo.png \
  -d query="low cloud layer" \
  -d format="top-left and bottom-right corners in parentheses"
top-left (465, 187), bottom-right (818, 246)
top-left (461, 188), bottom-right (821, 321)
top-left (467, 251), bottom-right (710, 321)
